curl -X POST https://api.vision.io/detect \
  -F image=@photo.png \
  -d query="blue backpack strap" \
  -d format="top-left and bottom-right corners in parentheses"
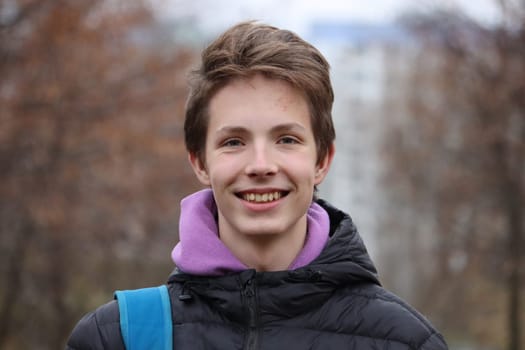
top-left (114, 285), bottom-right (173, 350)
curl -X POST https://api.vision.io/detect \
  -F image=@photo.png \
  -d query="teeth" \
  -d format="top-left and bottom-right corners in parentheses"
top-left (243, 191), bottom-right (282, 203)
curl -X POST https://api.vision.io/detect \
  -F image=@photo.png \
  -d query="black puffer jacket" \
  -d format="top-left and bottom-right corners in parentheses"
top-left (66, 200), bottom-right (448, 349)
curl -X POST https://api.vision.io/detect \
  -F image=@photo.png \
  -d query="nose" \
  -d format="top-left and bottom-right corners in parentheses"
top-left (244, 143), bottom-right (278, 177)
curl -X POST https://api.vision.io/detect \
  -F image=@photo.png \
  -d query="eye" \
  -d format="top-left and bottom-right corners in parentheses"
top-left (278, 136), bottom-right (300, 145)
top-left (222, 138), bottom-right (243, 147)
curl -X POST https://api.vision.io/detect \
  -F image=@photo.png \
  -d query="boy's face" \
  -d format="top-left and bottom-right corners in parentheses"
top-left (190, 74), bottom-right (333, 241)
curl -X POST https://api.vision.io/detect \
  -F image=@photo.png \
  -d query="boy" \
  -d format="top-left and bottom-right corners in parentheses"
top-left (66, 21), bottom-right (448, 349)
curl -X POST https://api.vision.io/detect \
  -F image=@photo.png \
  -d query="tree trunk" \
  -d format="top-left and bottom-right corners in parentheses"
top-left (505, 173), bottom-right (523, 350)
top-left (0, 216), bottom-right (33, 348)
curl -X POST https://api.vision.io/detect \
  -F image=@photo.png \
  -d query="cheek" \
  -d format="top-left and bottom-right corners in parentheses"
top-left (207, 158), bottom-right (241, 184)
top-left (284, 158), bottom-right (318, 182)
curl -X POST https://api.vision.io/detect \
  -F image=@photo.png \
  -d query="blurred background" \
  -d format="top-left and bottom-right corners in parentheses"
top-left (0, 0), bottom-right (523, 349)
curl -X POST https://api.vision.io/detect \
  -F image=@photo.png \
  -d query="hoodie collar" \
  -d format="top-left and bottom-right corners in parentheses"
top-left (168, 198), bottom-right (380, 320)
top-left (171, 189), bottom-right (330, 276)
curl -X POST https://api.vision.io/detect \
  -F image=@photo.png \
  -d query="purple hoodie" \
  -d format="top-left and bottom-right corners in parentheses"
top-left (171, 189), bottom-right (330, 276)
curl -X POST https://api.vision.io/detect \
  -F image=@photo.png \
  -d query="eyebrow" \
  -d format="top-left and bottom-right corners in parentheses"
top-left (271, 122), bottom-right (307, 134)
top-left (215, 122), bottom-right (307, 135)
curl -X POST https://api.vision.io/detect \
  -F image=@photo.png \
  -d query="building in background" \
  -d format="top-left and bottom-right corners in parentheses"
top-left (310, 22), bottom-right (411, 261)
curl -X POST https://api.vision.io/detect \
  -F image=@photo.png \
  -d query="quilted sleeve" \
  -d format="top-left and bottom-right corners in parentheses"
top-left (419, 332), bottom-right (449, 350)
top-left (65, 300), bottom-right (125, 350)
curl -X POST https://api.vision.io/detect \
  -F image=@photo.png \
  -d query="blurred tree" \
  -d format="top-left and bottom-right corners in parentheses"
top-left (381, 1), bottom-right (524, 349)
top-left (0, 0), bottom-right (198, 348)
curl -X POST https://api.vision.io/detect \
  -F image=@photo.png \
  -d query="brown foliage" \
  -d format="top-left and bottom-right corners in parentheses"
top-left (381, 3), bottom-right (524, 349)
top-left (0, 0), bottom-right (199, 348)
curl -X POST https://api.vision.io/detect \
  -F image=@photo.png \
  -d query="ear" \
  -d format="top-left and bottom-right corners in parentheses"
top-left (314, 143), bottom-right (335, 185)
top-left (188, 153), bottom-right (211, 186)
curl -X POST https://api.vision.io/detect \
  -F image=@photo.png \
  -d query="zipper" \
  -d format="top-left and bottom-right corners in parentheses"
top-left (244, 277), bottom-right (259, 350)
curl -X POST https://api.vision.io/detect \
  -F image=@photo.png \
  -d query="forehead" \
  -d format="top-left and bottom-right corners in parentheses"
top-left (207, 75), bottom-right (310, 130)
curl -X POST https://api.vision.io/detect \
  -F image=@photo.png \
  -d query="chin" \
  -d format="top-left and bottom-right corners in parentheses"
top-left (242, 228), bottom-right (283, 236)
top-left (240, 223), bottom-right (288, 237)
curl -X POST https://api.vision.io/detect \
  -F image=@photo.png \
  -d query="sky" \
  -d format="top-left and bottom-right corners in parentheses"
top-left (157, 0), bottom-right (502, 36)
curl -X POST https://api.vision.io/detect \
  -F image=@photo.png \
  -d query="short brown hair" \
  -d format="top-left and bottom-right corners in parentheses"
top-left (184, 21), bottom-right (335, 164)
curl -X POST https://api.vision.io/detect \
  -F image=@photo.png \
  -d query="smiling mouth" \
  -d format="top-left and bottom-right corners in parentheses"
top-left (237, 191), bottom-right (288, 203)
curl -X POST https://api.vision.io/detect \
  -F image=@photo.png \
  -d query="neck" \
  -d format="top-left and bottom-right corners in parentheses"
top-left (218, 216), bottom-right (308, 272)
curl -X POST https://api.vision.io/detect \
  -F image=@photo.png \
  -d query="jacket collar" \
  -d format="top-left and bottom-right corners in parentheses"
top-left (168, 199), bottom-right (380, 313)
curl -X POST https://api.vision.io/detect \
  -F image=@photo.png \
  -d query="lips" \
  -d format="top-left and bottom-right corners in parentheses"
top-left (236, 190), bottom-right (289, 203)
